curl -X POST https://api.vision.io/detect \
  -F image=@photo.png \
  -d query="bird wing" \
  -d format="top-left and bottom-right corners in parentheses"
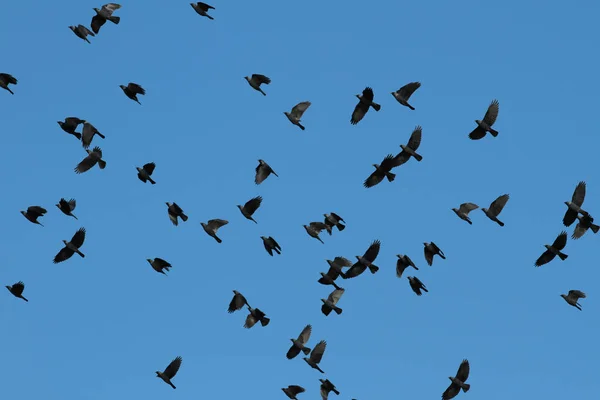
top-left (252, 74), bottom-right (271, 85)
top-left (28, 206), bottom-right (47, 216)
top-left (171, 203), bottom-right (184, 214)
top-left (488, 194), bottom-right (509, 217)
top-left (288, 385), bottom-right (305, 395)
top-left (154, 258), bottom-right (171, 268)
top-left (58, 198), bottom-right (69, 209)
top-left (208, 219), bottom-right (228, 230)
top-left (571, 222), bottom-right (587, 239)
top-left (68, 199), bottom-right (77, 211)
top-left (398, 81), bottom-right (421, 100)
top-left (103, 3), bottom-right (121, 13)
top-left (291, 101), bottom-right (311, 118)
top-left (143, 162), bottom-right (156, 175)
top-left (442, 382), bottom-right (460, 400)
top-left (163, 356), bottom-right (182, 379)
top-left (70, 227), bottom-right (86, 247)
top-left (91, 15), bottom-right (106, 34)
top-left (552, 231), bottom-right (568, 250)
top-left (81, 123), bottom-right (96, 148)
top-left (65, 117), bottom-right (83, 125)
top-left (483, 99), bottom-right (499, 126)
top-left (406, 126), bottom-right (422, 150)
top-left (333, 256), bottom-right (352, 267)
top-left (330, 212), bottom-right (344, 222)
top-left (455, 359), bottom-right (470, 381)
top-left (310, 340), bottom-right (327, 363)
top-left (571, 181), bottom-right (586, 207)
top-left (569, 290), bottom-right (586, 299)
top-left (127, 83), bottom-right (146, 94)
top-left (244, 311), bottom-right (258, 328)
top-left (269, 237), bottom-right (281, 250)
top-left (459, 202), bottom-right (479, 214)
top-left (424, 247), bottom-right (434, 266)
top-left (0, 73), bottom-right (17, 84)
top-left (54, 246), bottom-right (75, 263)
top-left (351, 101), bottom-right (369, 125)
top-left (363, 168), bottom-right (385, 188)
top-left (255, 163), bottom-right (270, 184)
top-left (92, 146), bottom-right (103, 158)
top-left (309, 222), bottom-right (328, 232)
top-left (328, 288), bottom-right (344, 305)
top-left (363, 239), bottom-right (381, 262)
top-left (80, 25), bottom-right (95, 36)
top-left (534, 249), bottom-right (554, 267)
top-left (361, 87), bottom-right (374, 102)
top-left (228, 293), bottom-right (246, 313)
top-left (75, 154), bottom-right (97, 173)
top-left (298, 324), bottom-right (312, 344)
top-left (320, 385), bottom-right (330, 400)
top-left (344, 262), bottom-right (366, 278)
top-left (380, 154), bottom-right (397, 171)
top-left (396, 260), bottom-right (407, 278)
top-left (11, 282), bottom-right (25, 295)
top-left (244, 196), bottom-right (262, 214)
top-left (468, 126), bottom-right (487, 140)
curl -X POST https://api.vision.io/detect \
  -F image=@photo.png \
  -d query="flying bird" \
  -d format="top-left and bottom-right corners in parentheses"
top-left (351, 87), bottom-right (380, 125)
top-left (91, 3), bottom-right (121, 34)
top-left (287, 324), bottom-right (312, 359)
top-left (282, 385), bottom-right (305, 400)
top-left (407, 276), bottom-right (428, 296)
top-left (442, 359), bottom-right (471, 400)
top-left (69, 24), bottom-right (95, 43)
top-left (261, 236), bottom-right (281, 256)
top-left (318, 267), bottom-right (343, 290)
top-left (120, 83), bottom-right (146, 104)
top-left (137, 162), bottom-right (156, 184)
top-left (364, 154), bottom-right (397, 188)
top-left (344, 240), bottom-right (381, 279)
top-left (482, 194), bottom-right (509, 226)
top-left (424, 242), bottom-right (445, 266)
top-left (20, 206), bottom-right (47, 226)
top-left (393, 126), bottom-right (423, 166)
top-left (56, 198), bottom-right (78, 220)
top-left (468, 99), bottom-right (499, 140)
top-left (81, 122), bottom-right (106, 149)
top-left (191, 2), bottom-right (215, 19)
top-left (321, 288), bottom-right (344, 316)
top-left (0, 73), bottom-right (18, 94)
top-left (245, 74), bottom-right (271, 96)
top-left (396, 254), bottom-right (418, 278)
top-left (560, 290), bottom-right (586, 311)
top-left (74, 146), bottom-right (106, 174)
top-left (237, 196), bottom-right (262, 223)
top-left (319, 379), bottom-right (340, 400)
top-left (53, 228), bottom-right (86, 264)
top-left (228, 290), bottom-right (249, 313)
top-left (147, 258), bottom-right (172, 275)
top-left (156, 356), bottom-right (182, 389)
top-left (201, 219), bottom-right (228, 243)
top-left (244, 305), bottom-right (270, 328)
top-left (323, 213), bottom-right (345, 234)
top-left (303, 340), bottom-right (327, 373)
top-left (452, 202), bottom-right (479, 225)
top-left (58, 117), bottom-right (85, 140)
top-left (563, 181), bottom-right (588, 226)
top-left (534, 231), bottom-right (568, 267)
top-left (304, 222), bottom-right (329, 244)
top-left (255, 159), bottom-right (278, 184)
top-left (572, 214), bottom-right (599, 239)
top-left (6, 281), bottom-right (28, 302)
top-left (284, 101), bottom-right (311, 130)
top-left (391, 81), bottom-right (421, 110)
top-left (166, 202), bottom-right (188, 226)
top-left (323, 257), bottom-right (352, 280)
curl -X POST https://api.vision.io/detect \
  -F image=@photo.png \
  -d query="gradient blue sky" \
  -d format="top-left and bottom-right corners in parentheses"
top-left (1, 1), bottom-right (598, 399)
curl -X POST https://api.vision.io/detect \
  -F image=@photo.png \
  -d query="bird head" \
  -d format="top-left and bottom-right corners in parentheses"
top-left (69, 26), bottom-right (75, 31)
top-left (5, 286), bottom-right (10, 291)
top-left (481, 208), bottom-right (488, 213)
top-left (302, 357), bottom-right (309, 362)
top-left (165, 202), bottom-right (171, 207)
top-left (244, 76), bottom-right (249, 81)
top-left (400, 144), bottom-right (406, 150)
top-left (423, 242), bottom-right (428, 246)
top-left (146, 258), bottom-right (153, 264)
top-left (55, 203), bottom-right (60, 209)
top-left (19, 210), bottom-right (26, 216)
top-left (236, 205), bottom-right (242, 210)
top-left (155, 371), bottom-right (161, 377)
top-left (289, 338), bottom-right (295, 343)
top-left (396, 254), bottom-right (402, 258)
top-left (448, 376), bottom-right (454, 382)
top-left (372, 163), bottom-right (379, 168)
top-left (355, 94), bottom-right (361, 99)
top-left (544, 244), bottom-right (551, 250)
top-left (119, 85), bottom-right (126, 90)
top-left (62, 240), bottom-right (68, 245)
top-left (564, 201), bottom-right (570, 206)
top-left (260, 236), bottom-right (266, 240)
top-left (200, 222), bottom-right (206, 228)
top-left (258, 159), bottom-right (264, 164)
top-left (93, 7), bottom-right (100, 12)
top-left (320, 298), bottom-right (326, 304)
top-left (57, 121), bottom-right (63, 126)
top-left (319, 272), bottom-right (326, 277)
top-left (451, 208), bottom-right (458, 213)
top-left (319, 379), bottom-right (325, 384)
top-left (283, 111), bottom-right (289, 117)
top-left (475, 119), bottom-right (481, 124)
top-left (560, 294), bottom-right (566, 299)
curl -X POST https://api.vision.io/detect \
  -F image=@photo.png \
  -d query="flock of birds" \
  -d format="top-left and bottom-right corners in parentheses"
top-left (2, 3), bottom-right (598, 399)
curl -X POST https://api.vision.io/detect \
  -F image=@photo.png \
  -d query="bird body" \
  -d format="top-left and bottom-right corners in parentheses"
top-left (21, 206), bottom-right (47, 226)
top-left (56, 198), bottom-right (78, 219)
top-left (261, 236), bottom-right (281, 256)
top-left (70, 25), bottom-right (95, 43)
top-left (469, 99), bottom-right (499, 140)
top-left (137, 162), bottom-right (156, 184)
top-left (245, 74), bottom-right (271, 95)
top-left (391, 81), bottom-right (421, 110)
top-left (156, 356), bottom-right (182, 389)
top-left (120, 83), bottom-right (145, 104)
top-left (6, 281), bottom-right (28, 302)
top-left (237, 196), bottom-right (262, 223)
top-left (482, 194), bottom-right (509, 226)
top-left (0, 73), bottom-right (18, 94)
top-left (424, 242), bottom-right (445, 266)
top-left (166, 202), bottom-right (188, 225)
top-left (255, 159), bottom-right (278, 184)
top-left (560, 290), bottom-right (586, 310)
top-left (396, 254), bottom-right (418, 278)
top-left (191, 2), bottom-right (215, 19)
top-left (284, 101), bottom-right (311, 130)
top-left (201, 219), bottom-right (228, 243)
top-left (452, 202), bottom-right (479, 225)
top-left (54, 228), bottom-right (86, 263)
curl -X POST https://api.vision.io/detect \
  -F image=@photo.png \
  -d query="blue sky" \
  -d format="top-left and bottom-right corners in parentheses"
top-left (1, 1), bottom-right (599, 399)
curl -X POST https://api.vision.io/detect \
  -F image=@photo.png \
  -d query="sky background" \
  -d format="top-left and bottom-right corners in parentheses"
top-left (1, 1), bottom-right (598, 399)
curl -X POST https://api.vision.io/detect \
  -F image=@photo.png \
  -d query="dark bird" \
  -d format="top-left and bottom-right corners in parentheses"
top-left (319, 379), bottom-right (340, 400)
top-left (20, 206), bottom-right (47, 226)
top-left (563, 181), bottom-right (589, 226)
top-left (56, 198), bottom-right (78, 220)
top-left (261, 236), bottom-right (281, 256)
top-left (282, 385), bottom-right (305, 400)
top-left (344, 240), bottom-right (380, 279)
top-left (147, 258), bottom-right (172, 275)
top-left (0, 73), bottom-right (18, 94)
top-left (166, 202), bottom-right (188, 226)
top-left (323, 213), bottom-right (345, 234)
top-left (237, 196), bottom-right (262, 223)
top-left (396, 254), bottom-right (418, 278)
top-left (6, 281), bottom-right (28, 302)
top-left (321, 288), bottom-right (344, 316)
top-left (137, 162), bottom-right (156, 184)
top-left (560, 290), bottom-right (586, 311)
top-left (452, 202), bottom-right (479, 225)
top-left (244, 305), bottom-right (270, 328)
top-left (74, 146), bottom-right (106, 174)
top-left (535, 231), bottom-right (568, 267)
top-left (156, 356), bottom-right (182, 389)
top-left (69, 24), bottom-right (95, 43)
top-left (391, 81), bottom-right (421, 110)
top-left (303, 340), bottom-right (327, 373)
top-left (201, 219), bottom-right (228, 243)
top-left (469, 99), bottom-right (499, 140)
top-left (323, 257), bottom-right (352, 280)
top-left (351, 87), bottom-right (380, 125)
top-left (393, 126), bottom-right (423, 166)
top-left (287, 324), bottom-right (312, 359)
top-left (191, 2), bottom-right (215, 19)
top-left (364, 154), bottom-right (397, 188)
top-left (81, 122), bottom-right (106, 149)
top-left (255, 159), bottom-right (278, 184)
top-left (57, 117), bottom-right (85, 140)
top-left (304, 222), bottom-right (329, 244)
top-left (53, 228), bottom-right (86, 264)
top-left (91, 3), bottom-right (121, 34)
top-left (442, 359), bottom-right (471, 400)
top-left (245, 74), bottom-right (271, 96)
top-left (482, 194), bottom-right (509, 226)
top-left (228, 290), bottom-right (249, 313)
top-left (120, 83), bottom-right (145, 104)
top-left (424, 242), bottom-right (445, 266)
top-left (572, 214), bottom-right (599, 239)
top-left (284, 101), bottom-right (311, 130)
top-left (407, 276), bottom-right (428, 296)
top-left (318, 268), bottom-right (343, 290)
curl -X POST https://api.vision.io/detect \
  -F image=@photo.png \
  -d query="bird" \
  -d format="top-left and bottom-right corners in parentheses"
top-left (391, 81), bottom-right (421, 110)
top-left (6, 281), bottom-right (28, 302)
top-left (469, 99), bottom-right (499, 140)
top-left (191, 2), bottom-right (215, 20)
top-left (287, 324), bottom-right (312, 359)
top-left (442, 359), bottom-right (471, 400)
top-left (572, 214), bottom-right (599, 239)
top-left (120, 83), bottom-right (146, 104)
top-left (304, 222), bottom-right (329, 244)
top-left (321, 288), bottom-right (344, 316)
top-left (81, 122), bottom-right (106, 149)
top-left (69, 24), bottom-right (95, 43)
top-left (166, 202), bottom-right (188, 226)
top-left (319, 379), bottom-right (340, 400)
top-left (407, 276), bottom-right (428, 296)
top-left (452, 202), bottom-right (479, 225)
top-left (156, 356), bottom-right (182, 389)
top-left (423, 242), bottom-right (446, 266)
top-left (563, 181), bottom-right (589, 226)
top-left (318, 269), bottom-right (343, 290)
top-left (53, 228), bottom-right (86, 264)
top-left (282, 385), bottom-right (305, 400)
top-left (244, 305), bottom-right (270, 328)
top-left (344, 239), bottom-right (381, 279)
top-left (91, 3), bottom-right (121, 34)
top-left (0, 73), bottom-right (18, 94)
top-left (364, 154), bottom-right (397, 188)
top-left (324, 257), bottom-right (352, 279)
top-left (56, 198), bottom-right (78, 220)
top-left (75, 146), bottom-right (106, 174)
top-left (284, 101), bottom-right (311, 130)
top-left (535, 231), bottom-right (568, 267)
top-left (393, 126), bottom-right (423, 166)
top-left (57, 117), bottom-right (85, 140)
top-left (245, 74), bottom-right (271, 96)
top-left (351, 87), bottom-right (380, 125)
top-left (201, 219), bottom-right (228, 243)
top-left (20, 206), bottom-right (47, 226)
top-left (261, 236), bottom-right (281, 256)
top-left (147, 258), bottom-right (172, 275)
top-left (560, 290), bottom-right (586, 311)
top-left (482, 194), bottom-right (509, 226)
top-left (323, 213), bottom-right (345, 234)
top-left (255, 159), bottom-right (278, 184)
top-left (237, 196), bottom-right (262, 223)
top-left (228, 290), bottom-right (249, 313)
top-left (396, 254), bottom-right (418, 278)
top-left (303, 340), bottom-right (327, 373)
top-left (137, 162), bottom-right (156, 184)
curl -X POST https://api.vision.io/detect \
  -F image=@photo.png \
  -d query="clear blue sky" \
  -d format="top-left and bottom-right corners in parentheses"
top-left (1, 1), bottom-right (598, 399)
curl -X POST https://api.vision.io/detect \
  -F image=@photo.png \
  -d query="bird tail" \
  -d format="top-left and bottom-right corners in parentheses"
top-left (316, 366), bottom-right (325, 374)
top-left (251, 217), bottom-right (258, 224)
top-left (302, 347), bottom-right (311, 355)
top-left (274, 247), bottom-right (281, 254)
top-left (337, 223), bottom-right (346, 231)
top-left (368, 264), bottom-right (379, 274)
top-left (71, 214), bottom-right (78, 220)
top-left (180, 214), bottom-right (188, 222)
top-left (77, 250), bottom-right (85, 258)
top-left (496, 219), bottom-right (505, 227)
top-left (558, 252), bottom-right (568, 261)
top-left (322, 306), bottom-right (332, 316)
top-left (109, 16), bottom-right (120, 24)
top-left (422, 287), bottom-right (429, 293)
top-left (96, 132), bottom-right (106, 139)
top-left (73, 132), bottom-right (82, 140)
top-left (413, 153), bottom-right (423, 162)
top-left (489, 128), bottom-right (499, 137)
top-left (333, 306), bottom-right (342, 315)
top-left (298, 123), bottom-right (305, 130)
top-left (318, 237), bottom-right (324, 244)
top-left (326, 226), bottom-right (332, 235)
top-left (98, 160), bottom-right (107, 169)
top-left (38, 222), bottom-right (45, 227)
top-left (462, 383), bottom-right (470, 392)
top-left (260, 89), bottom-right (266, 96)
top-left (215, 236), bottom-right (222, 244)
top-left (439, 253), bottom-right (446, 260)
top-left (332, 282), bottom-right (341, 291)
top-left (385, 172), bottom-right (396, 182)
top-left (148, 177), bottom-right (156, 185)
top-left (590, 223), bottom-right (600, 233)
top-left (21, 296), bottom-right (28, 302)
top-left (332, 388), bottom-right (340, 395)
top-left (407, 103), bottom-right (415, 110)
top-left (466, 218), bottom-right (472, 225)
top-left (260, 317), bottom-right (270, 326)
top-left (371, 102), bottom-right (381, 111)
top-left (207, 15), bottom-right (214, 20)
top-left (169, 382), bottom-right (176, 390)
top-left (7, 87), bottom-right (14, 95)
top-left (85, 37), bottom-right (91, 44)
